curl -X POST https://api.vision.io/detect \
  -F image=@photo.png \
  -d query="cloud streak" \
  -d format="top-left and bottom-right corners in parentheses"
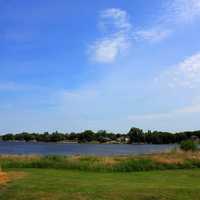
top-left (168, 0), bottom-right (200, 24)
top-left (156, 52), bottom-right (200, 88)
top-left (99, 8), bottom-right (131, 32)
top-left (88, 8), bottom-right (132, 63)
top-left (135, 27), bottom-right (172, 43)
top-left (89, 1), bottom-right (200, 63)
top-left (136, 0), bottom-right (200, 43)
top-left (89, 33), bottom-right (130, 63)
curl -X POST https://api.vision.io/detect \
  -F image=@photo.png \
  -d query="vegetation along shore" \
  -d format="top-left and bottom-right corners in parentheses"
top-left (0, 149), bottom-right (200, 172)
top-left (1, 127), bottom-right (200, 144)
top-left (1, 149), bottom-right (200, 200)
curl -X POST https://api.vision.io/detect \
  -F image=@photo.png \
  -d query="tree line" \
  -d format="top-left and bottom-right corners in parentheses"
top-left (0, 130), bottom-right (122, 143)
top-left (0, 127), bottom-right (200, 144)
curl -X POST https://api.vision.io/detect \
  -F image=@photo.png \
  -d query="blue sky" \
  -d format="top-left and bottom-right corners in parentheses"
top-left (1, 0), bottom-right (200, 133)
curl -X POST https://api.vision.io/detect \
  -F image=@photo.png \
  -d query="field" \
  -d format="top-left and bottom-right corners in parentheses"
top-left (1, 168), bottom-right (200, 200)
top-left (1, 152), bottom-right (200, 200)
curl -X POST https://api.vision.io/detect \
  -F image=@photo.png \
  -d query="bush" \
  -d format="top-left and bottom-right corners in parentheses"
top-left (180, 140), bottom-right (198, 151)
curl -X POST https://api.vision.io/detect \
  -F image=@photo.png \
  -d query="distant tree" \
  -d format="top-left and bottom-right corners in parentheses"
top-left (78, 130), bottom-right (95, 143)
top-left (15, 132), bottom-right (36, 142)
top-left (1, 127), bottom-right (200, 144)
top-left (50, 131), bottom-right (65, 142)
top-left (36, 132), bottom-right (51, 142)
top-left (128, 127), bottom-right (144, 143)
top-left (2, 134), bottom-right (14, 141)
top-left (68, 132), bottom-right (77, 141)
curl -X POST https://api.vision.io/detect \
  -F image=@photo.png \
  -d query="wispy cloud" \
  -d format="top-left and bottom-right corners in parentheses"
top-left (135, 27), bottom-right (172, 43)
top-left (168, 0), bottom-right (200, 24)
top-left (99, 8), bottom-right (131, 32)
top-left (136, 0), bottom-right (200, 43)
top-left (88, 7), bottom-right (170, 63)
top-left (89, 1), bottom-right (200, 63)
top-left (88, 8), bottom-right (132, 63)
top-left (156, 52), bottom-right (200, 88)
top-left (127, 51), bottom-right (200, 129)
top-left (89, 34), bottom-right (130, 63)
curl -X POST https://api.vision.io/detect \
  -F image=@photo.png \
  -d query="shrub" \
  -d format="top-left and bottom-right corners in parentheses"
top-left (180, 140), bottom-right (198, 151)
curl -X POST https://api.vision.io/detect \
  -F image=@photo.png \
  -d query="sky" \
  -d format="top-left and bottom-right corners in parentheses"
top-left (1, 0), bottom-right (200, 133)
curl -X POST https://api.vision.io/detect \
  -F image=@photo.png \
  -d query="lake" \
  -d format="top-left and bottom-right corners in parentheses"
top-left (0, 141), bottom-right (176, 155)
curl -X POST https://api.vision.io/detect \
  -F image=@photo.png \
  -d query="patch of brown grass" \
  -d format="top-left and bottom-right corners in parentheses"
top-left (150, 154), bottom-right (184, 164)
top-left (98, 157), bottom-right (118, 166)
top-left (0, 155), bottom-right (41, 162)
top-left (0, 170), bottom-right (27, 187)
top-left (0, 172), bottom-right (9, 185)
top-left (7, 171), bottom-right (27, 181)
top-left (148, 150), bottom-right (200, 164)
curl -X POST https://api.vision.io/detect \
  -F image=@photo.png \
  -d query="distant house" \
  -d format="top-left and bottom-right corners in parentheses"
top-left (116, 136), bottom-right (130, 144)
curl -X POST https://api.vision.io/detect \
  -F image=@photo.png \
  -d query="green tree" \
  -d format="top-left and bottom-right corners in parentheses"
top-left (78, 130), bottom-right (95, 143)
top-left (2, 134), bottom-right (14, 141)
top-left (128, 127), bottom-right (144, 143)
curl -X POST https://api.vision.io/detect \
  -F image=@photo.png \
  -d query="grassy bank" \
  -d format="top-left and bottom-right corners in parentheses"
top-left (1, 168), bottom-right (200, 200)
top-left (1, 153), bottom-right (200, 199)
top-left (1, 151), bottom-right (200, 172)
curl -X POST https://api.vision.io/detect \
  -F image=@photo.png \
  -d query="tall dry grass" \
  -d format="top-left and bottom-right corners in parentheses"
top-left (1, 150), bottom-right (200, 172)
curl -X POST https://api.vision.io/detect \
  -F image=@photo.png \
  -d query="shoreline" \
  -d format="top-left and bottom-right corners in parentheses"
top-left (0, 150), bottom-right (200, 172)
top-left (0, 140), bottom-right (177, 145)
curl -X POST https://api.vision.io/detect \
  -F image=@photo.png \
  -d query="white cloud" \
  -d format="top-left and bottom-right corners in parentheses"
top-left (128, 52), bottom-right (200, 128)
top-left (89, 34), bottom-right (130, 63)
top-left (169, 0), bottom-right (200, 23)
top-left (135, 27), bottom-right (172, 43)
top-left (88, 1), bottom-right (200, 63)
top-left (135, 0), bottom-right (200, 44)
top-left (135, 0), bottom-right (200, 43)
top-left (88, 8), bottom-right (132, 63)
top-left (99, 8), bottom-right (131, 32)
top-left (156, 52), bottom-right (200, 88)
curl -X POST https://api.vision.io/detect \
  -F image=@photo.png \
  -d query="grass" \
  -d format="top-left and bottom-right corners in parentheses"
top-left (0, 171), bottom-right (9, 185)
top-left (1, 151), bottom-right (200, 172)
top-left (1, 153), bottom-right (200, 199)
top-left (1, 168), bottom-right (200, 200)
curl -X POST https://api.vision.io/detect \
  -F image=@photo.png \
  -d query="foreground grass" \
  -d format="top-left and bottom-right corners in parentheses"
top-left (1, 151), bottom-right (200, 172)
top-left (1, 168), bottom-right (200, 200)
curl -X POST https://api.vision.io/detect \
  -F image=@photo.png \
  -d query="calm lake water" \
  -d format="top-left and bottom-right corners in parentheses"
top-left (0, 141), bottom-right (176, 155)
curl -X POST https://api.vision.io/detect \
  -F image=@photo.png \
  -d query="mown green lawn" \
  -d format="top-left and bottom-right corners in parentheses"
top-left (1, 169), bottom-right (200, 200)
